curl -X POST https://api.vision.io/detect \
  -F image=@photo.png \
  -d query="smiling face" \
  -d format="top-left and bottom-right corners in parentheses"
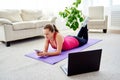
top-left (43, 28), bottom-right (54, 40)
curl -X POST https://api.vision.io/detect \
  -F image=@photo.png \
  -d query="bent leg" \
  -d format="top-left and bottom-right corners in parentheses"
top-left (77, 24), bottom-right (88, 42)
top-left (82, 25), bottom-right (88, 42)
top-left (74, 36), bottom-right (87, 47)
top-left (77, 27), bottom-right (84, 38)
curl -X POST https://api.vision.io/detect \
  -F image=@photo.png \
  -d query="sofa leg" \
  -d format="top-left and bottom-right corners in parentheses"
top-left (103, 29), bottom-right (107, 33)
top-left (6, 42), bottom-right (10, 47)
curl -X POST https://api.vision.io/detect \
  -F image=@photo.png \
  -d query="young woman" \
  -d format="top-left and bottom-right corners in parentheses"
top-left (36, 24), bottom-right (88, 57)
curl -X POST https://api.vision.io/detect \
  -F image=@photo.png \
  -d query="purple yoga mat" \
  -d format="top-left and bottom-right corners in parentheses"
top-left (25, 39), bottom-right (102, 65)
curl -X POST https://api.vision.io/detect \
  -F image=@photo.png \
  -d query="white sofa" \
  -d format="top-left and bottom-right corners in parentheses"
top-left (87, 6), bottom-right (108, 33)
top-left (0, 9), bottom-right (57, 46)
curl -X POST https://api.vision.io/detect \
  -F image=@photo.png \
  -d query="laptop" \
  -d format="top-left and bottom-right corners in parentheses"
top-left (60, 49), bottom-right (102, 76)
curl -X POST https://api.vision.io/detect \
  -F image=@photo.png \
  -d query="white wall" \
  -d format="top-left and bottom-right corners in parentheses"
top-left (0, 0), bottom-right (74, 12)
top-left (0, 0), bottom-right (120, 29)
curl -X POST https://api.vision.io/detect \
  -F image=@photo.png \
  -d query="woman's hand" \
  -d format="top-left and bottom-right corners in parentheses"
top-left (37, 51), bottom-right (49, 57)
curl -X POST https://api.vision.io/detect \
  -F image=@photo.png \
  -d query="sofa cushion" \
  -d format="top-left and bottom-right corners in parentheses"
top-left (13, 21), bottom-right (35, 30)
top-left (0, 9), bottom-right (23, 22)
top-left (21, 10), bottom-right (42, 21)
top-left (35, 20), bottom-right (51, 28)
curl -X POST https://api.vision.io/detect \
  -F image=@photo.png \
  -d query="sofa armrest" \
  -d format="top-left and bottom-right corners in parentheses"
top-left (104, 15), bottom-right (108, 28)
top-left (0, 22), bottom-right (13, 42)
top-left (105, 15), bottom-right (108, 21)
top-left (0, 18), bottom-right (12, 25)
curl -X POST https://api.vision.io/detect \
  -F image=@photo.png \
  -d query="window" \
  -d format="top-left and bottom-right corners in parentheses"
top-left (112, 0), bottom-right (120, 5)
top-left (92, 0), bottom-right (111, 7)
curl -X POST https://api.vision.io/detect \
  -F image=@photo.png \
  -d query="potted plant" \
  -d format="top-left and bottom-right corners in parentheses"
top-left (59, 0), bottom-right (84, 31)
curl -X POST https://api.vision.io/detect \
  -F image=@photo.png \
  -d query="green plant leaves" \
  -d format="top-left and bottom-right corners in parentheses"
top-left (59, 11), bottom-right (64, 17)
top-left (59, 0), bottom-right (84, 31)
top-left (70, 21), bottom-right (79, 31)
top-left (73, 0), bottom-right (81, 7)
top-left (79, 17), bottom-right (84, 22)
top-left (77, 0), bottom-right (81, 4)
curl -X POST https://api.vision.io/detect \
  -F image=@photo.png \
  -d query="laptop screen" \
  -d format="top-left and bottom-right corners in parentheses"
top-left (67, 49), bottom-right (102, 76)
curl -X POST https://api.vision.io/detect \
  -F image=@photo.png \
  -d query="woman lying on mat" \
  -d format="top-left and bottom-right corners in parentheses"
top-left (36, 24), bottom-right (88, 57)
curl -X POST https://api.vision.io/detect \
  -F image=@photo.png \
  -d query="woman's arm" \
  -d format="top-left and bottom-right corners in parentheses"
top-left (46, 34), bottom-right (64, 56)
top-left (43, 38), bottom-right (49, 52)
top-left (37, 34), bottom-right (64, 57)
